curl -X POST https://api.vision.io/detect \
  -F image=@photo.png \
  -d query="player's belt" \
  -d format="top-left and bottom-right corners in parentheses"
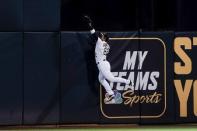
top-left (97, 59), bottom-right (106, 65)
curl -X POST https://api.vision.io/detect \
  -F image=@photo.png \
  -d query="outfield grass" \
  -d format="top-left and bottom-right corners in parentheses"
top-left (3, 126), bottom-right (197, 131)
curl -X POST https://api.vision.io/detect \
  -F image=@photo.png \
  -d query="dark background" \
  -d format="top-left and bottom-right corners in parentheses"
top-left (61, 0), bottom-right (197, 31)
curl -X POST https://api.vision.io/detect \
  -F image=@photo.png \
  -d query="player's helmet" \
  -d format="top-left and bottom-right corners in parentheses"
top-left (99, 32), bottom-right (109, 42)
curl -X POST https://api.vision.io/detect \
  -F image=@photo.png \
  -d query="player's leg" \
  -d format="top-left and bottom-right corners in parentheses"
top-left (98, 61), bottom-right (132, 85)
top-left (98, 73), bottom-right (114, 96)
top-left (98, 73), bottom-right (115, 102)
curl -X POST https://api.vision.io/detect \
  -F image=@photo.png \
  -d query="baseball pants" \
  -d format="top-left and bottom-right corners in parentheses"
top-left (98, 60), bottom-right (130, 95)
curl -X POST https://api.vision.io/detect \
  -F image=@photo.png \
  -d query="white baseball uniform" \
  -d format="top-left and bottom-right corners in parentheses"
top-left (90, 29), bottom-right (130, 96)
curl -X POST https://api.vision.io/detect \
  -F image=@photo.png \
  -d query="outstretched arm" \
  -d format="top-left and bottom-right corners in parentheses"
top-left (83, 15), bottom-right (98, 42)
top-left (89, 23), bottom-right (96, 34)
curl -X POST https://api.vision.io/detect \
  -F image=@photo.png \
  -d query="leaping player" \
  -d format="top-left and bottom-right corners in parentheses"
top-left (83, 15), bottom-right (134, 102)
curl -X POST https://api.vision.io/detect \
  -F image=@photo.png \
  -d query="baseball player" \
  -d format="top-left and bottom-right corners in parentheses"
top-left (83, 16), bottom-right (134, 102)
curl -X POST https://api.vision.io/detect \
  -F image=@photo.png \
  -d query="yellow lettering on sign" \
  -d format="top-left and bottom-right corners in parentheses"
top-left (193, 80), bottom-right (197, 116)
top-left (174, 80), bottom-right (193, 117)
top-left (174, 37), bottom-right (192, 75)
top-left (193, 37), bottom-right (197, 46)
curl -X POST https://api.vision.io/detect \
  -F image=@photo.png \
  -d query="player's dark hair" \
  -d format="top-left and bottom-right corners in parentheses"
top-left (99, 32), bottom-right (109, 42)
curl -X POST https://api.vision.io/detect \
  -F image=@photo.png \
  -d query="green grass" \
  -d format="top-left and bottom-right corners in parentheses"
top-left (4, 127), bottom-right (197, 131)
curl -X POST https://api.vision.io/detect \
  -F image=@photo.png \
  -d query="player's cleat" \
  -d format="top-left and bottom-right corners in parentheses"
top-left (113, 90), bottom-right (119, 96)
top-left (104, 93), bottom-right (115, 103)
